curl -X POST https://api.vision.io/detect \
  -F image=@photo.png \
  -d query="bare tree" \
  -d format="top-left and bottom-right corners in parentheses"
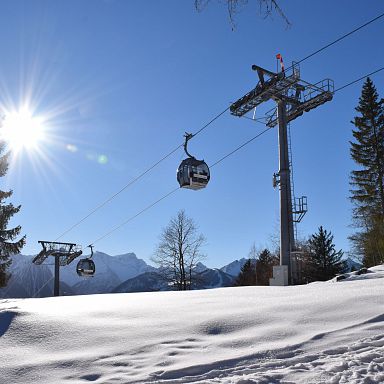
top-left (194, 0), bottom-right (291, 29)
top-left (152, 210), bottom-right (206, 290)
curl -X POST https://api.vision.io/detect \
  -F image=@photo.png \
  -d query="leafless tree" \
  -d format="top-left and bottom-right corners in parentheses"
top-left (152, 210), bottom-right (206, 290)
top-left (194, 0), bottom-right (291, 29)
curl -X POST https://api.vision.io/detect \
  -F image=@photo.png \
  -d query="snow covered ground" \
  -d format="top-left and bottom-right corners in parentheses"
top-left (1, 265), bottom-right (383, 383)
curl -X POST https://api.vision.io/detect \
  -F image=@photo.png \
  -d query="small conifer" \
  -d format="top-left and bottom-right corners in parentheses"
top-left (0, 142), bottom-right (26, 287)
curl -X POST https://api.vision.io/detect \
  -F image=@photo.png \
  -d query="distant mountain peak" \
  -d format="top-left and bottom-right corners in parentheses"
top-left (220, 258), bottom-right (248, 277)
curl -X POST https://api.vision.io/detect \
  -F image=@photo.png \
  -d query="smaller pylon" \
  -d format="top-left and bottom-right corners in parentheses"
top-left (33, 241), bottom-right (83, 296)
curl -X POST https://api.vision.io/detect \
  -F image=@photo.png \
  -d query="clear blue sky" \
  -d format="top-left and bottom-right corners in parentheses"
top-left (1, 0), bottom-right (383, 267)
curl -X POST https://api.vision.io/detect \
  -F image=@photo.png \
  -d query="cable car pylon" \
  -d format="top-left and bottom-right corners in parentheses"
top-left (32, 241), bottom-right (83, 296)
top-left (230, 60), bottom-right (333, 285)
top-left (177, 132), bottom-right (210, 190)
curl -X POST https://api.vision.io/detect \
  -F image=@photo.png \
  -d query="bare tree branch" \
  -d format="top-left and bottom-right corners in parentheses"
top-left (151, 210), bottom-right (206, 290)
top-left (194, 0), bottom-right (291, 29)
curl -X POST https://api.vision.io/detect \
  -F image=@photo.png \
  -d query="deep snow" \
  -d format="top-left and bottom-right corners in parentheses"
top-left (0, 265), bottom-right (383, 383)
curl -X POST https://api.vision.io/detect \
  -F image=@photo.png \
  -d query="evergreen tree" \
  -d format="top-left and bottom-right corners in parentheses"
top-left (234, 259), bottom-right (256, 286)
top-left (307, 226), bottom-right (345, 281)
top-left (256, 248), bottom-right (279, 286)
top-left (0, 142), bottom-right (26, 287)
top-left (350, 78), bottom-right (384, 266)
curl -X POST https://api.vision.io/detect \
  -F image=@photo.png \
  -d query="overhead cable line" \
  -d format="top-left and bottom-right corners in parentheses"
top-left (210, 126), bottom-right (272, 167)
top-left (284, 12), bottom-right (384, 73)
top-left (54, 145), bottom-right (182, 241)
top-left (33, 275), bottom-right (55, 298)
top-left (30, 68), bottom-right (384, 296)
top-left (55, 106), bottom-right (230, 241)
top-left (89, 186), bottom-right (180, 246)
top-left (54, 12), bottom-right (384, 242)
top-left (333, 66), bottom-right (384, 93)
top-left (86, 67), bottom-right (384, 246)
top-left (88, 123), bottom-right (270, 246)
top-left (190, 107), bottom-right (230, 138)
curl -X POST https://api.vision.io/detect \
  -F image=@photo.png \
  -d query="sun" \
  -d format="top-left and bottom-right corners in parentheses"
top-left (1, 108), bottom-right (46, 151)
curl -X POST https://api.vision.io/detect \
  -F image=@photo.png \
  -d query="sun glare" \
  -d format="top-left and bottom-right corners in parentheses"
top-left (1, 108), bottom-right (45, 151)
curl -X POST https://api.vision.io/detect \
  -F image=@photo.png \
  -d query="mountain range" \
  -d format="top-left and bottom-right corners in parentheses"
top-left (0, 252), bottom-right (242, 298)
top-left (0, 253), bottom-right (361, 299)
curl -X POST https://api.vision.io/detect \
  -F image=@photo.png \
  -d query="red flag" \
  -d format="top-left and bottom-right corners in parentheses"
top-left (276, 53), bottom-right (281, 59)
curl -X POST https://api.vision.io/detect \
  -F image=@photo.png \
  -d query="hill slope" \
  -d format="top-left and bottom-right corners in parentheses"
top-left (1, 265), bottom-right (383, 383)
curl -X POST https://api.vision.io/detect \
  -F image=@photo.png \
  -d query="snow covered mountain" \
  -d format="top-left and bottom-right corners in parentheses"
top-left (114, 267), bottom-right (234, 293)
top-left (0, 254), bottom-right (53, 298)
top-left (0, 252), bottom-right (233, 297)
top-left (220, 258), bottom-right (247, 277)
top-left (60, 251), bottom-right (155, 294)
top-left (344, 256), bottom-right (363, 272)
top-left (113, 271), bottom-right (168, 293)
top-left (194, 268), bottom-right (234, 289)
top-left (4, 253), bottom-right (360, 297)
top-left (0, 251), bottom-right (155, 298)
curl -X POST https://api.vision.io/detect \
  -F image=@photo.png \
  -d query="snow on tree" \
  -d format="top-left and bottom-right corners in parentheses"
top-left (350, 78), bottom-right (384, 266)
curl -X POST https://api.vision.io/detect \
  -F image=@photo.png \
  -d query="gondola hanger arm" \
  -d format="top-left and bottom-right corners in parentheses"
top-left (183, 132), bottom-right (195, 158)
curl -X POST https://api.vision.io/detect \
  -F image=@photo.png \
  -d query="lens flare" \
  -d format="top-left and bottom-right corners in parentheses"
top-left (98, 155), bottom-right (108, 164)
top-left (1, 108), bottom-right (46, 152)
top-left (66, 144), bottom-right (78, 153)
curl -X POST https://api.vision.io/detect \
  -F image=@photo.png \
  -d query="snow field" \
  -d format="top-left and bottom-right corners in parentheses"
top-left (0, 268), bottom-right (383, 383)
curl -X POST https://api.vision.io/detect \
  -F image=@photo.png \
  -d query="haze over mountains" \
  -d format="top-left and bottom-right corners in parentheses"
top-left (0, 252), bottom-right (360, 298)
top-left (0, 252), bottom-right (241, 298)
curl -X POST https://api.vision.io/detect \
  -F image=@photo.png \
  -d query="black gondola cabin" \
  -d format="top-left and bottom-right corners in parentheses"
top-left (76, 258), bottom-right (96, 277)
top-left (177, 157), bottom-right (210, 190)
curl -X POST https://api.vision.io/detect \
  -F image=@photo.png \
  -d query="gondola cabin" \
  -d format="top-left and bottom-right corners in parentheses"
top-left (177, 157), bottom-right (210, 190)
top-left (76, 258), bottom-right (96, 277)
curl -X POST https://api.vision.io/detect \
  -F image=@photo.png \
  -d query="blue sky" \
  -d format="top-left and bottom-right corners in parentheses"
top-left (1, 0), bottom-right (384, 267)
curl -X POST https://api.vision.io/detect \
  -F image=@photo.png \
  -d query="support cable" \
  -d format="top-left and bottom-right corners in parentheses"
top-left (53, 11), bottom-right (384, 242)
top-left (210, 126), bottom-right (272, 167)
top-left (1, 260), bottom-right (32, 298)
top-left (89, 187), bottom-right (180, 246)
top-left (285, 12), bottom-right (384, 73)
top-left (85, 67), bottom-right (384, 247)
top-left (33, 275), bottom-right (55, 298)
top-left (88, 122), bottom-right (269, 246)
top-left (54, 145), bottom-right (182, 241)
top-left (54, 106), bottom-right (230, 241)
top-left (333, 66), bottom-right (384, 93)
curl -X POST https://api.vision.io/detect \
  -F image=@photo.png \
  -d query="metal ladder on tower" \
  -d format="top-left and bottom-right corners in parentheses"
top-left (287, 123), bottom-right (308, 235)
top-left (287, 123), bottom-right (307, 284)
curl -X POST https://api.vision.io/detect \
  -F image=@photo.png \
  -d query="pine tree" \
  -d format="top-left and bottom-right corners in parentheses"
top-left (234, 259), bottom-right (256, 286)
top-left (0, 142), bottom-right (26, 287)
top-left (256, 248), bottom-right (279, 286)
top-left (350, 78), bottom-right (384, 266)
top-left (307, 226), bottom-right (345, 281)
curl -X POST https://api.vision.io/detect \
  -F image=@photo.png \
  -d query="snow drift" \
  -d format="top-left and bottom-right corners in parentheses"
top-left (0, 264), bottom-right (383, 383)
